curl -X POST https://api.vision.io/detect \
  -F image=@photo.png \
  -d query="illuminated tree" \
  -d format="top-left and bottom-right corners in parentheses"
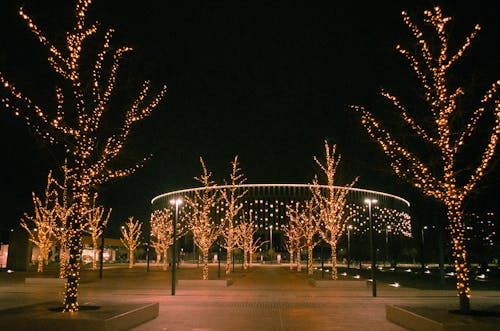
top-left (185, 158), bottom-right (221, 280)
top-left (0, 0), bottom-right (166, 311)
top-left (220, 156), bottom-right (247, 276)
top-left (236, 211), bottom-right (267, 269)
top-left (20, 172), bottom-right (59, 272)
top-left (120, 217), bottom-right (143, 269)
top-left (352, 7), bottom-right (500, 312)
top-left (287, 200), bottom-right (320, 276)
top-left (85, 194), bottom-right (111, 270)
top-left (311, 141), bottom-right (357, 280)
top-left (283, 205), bottom-right (303, 271)
top-left (52, 163), bottom-right (74, 278)
top-left (150, 208), bottom-right (186, 270)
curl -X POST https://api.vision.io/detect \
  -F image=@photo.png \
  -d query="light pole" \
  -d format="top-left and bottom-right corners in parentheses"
top-left (170, 198), bottom-right (182, 296)
top-left (365, 198), bottom-right (378, 297)
top-left (385, 225), bottom-right (391, 267)
top-left (421, 225), bottom-right (428, 270)
top-left (347, 225), bottom-right (353, 271)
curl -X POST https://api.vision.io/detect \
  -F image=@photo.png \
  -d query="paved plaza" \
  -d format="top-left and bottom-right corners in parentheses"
top-left (1, 264), bottom-right (499, 330)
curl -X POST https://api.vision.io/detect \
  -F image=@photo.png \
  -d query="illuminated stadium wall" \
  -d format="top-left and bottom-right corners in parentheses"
top-left (151, 184), bottom-right (412, 254)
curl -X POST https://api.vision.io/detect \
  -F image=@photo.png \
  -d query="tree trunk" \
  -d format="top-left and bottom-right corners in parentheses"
top-left (249, 251), bottom-right (253, 268)
top-left (307, 244), bottom-right (313, 276)
top-left (37, 251), bottom-right (44, 272)
top-left (331, 244), bottom-right (338, 280)
top-left (63, 231), bottom-right (82, 312)
top-left (59, 242), bottom-right (67, 278)
top-left (447, 200), bottom-right (470, 312)
top-left (92, 237), bottom-right (98, 270)
top-left (202, 248), bottom-right (209, 280)
top-left (243, 249), bottom-right (248, 270)
top-left (128, 248), bottom-right (134, 268)
top-left (226, 247), bottom-right (232, 276)
top-left (296, 249), bottom-right (301, 272)
top-left (289, 249), bottom-right (294, 270)
top-left (163, 248), bottom-right (168, 271)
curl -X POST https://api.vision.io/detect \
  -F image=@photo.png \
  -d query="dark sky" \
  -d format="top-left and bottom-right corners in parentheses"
top-left (1, 0), bottom-right (499, 235)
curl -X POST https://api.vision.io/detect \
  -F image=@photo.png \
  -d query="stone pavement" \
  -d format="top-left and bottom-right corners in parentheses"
top-left (1, 265), bottom-right (499, 330)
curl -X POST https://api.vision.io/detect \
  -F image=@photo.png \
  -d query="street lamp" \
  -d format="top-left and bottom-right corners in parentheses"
top-left (364, 198), bottom-right (378, 297)
top-left (170, 198), bottom-right (182, 296)
top-left (385, 225), bottom-right (391, 267)
top-left (421, 225), bottom-right (428, 270)
top-left (347, 225), bottom-right (353, 271)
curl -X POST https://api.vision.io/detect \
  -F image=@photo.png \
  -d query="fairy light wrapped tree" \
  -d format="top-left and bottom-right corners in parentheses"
top-left (0, 0), bottom-right (166, 311)
top-left (311, 141), bottom-right (358, 280)
top-left (352, 7), bottom-right (500, 312)
top-left (85, 193), bottom-right (111, 270)
top-left (20, 172), bottom-right (59, 272)
top-left (150, 208), bottom-right (186, 270)
top-left (235, 211), bottom-right (266, 269)
top-left (220, 156), bottom-right (247, 276)
top-left (120, 217), bottom-right (143, 269)
top-left (185, 158), bottom-right (221, 280)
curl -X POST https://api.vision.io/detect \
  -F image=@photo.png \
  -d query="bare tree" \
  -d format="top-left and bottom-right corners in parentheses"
top-left (85, 194), bottom-right (111, 270)
top-left (220, 156), bottom-right (247, 276)
top-left (20, 172), bottom-right (59, 272)
top-left (185, 158), bottom-right (221, 280)
top-left (0, 0), bottom-right (166, 311)
top-left (311, 141), bottom-right (357, 280)
top-left (120, 217), bottom-right (143, 269)
top-left (352, 7), bottom-right (500, 312)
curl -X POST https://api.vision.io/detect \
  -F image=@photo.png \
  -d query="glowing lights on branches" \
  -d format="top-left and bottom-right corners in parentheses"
top-left (1, 0), bottom-right (166, 312)
top-left (352, 6), bottom-right (500, 312)
top-left (120, 217), bottom-right (143, 269)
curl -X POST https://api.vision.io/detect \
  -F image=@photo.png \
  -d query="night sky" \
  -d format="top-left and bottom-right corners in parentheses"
top-left (1, 1), bottom-right (499, 236)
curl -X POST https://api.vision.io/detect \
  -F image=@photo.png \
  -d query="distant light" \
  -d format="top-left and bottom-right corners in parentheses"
top-left (353, 274), bottom-right (360, 279)
top-left (7, 269), bottom-right (14, 274)
top-left (405, 268), bottom-right (412, 273)
top-left (341, 272), bottom-right (347, 276)
top-left (389, 282), bottom-right (400, 288)
top-left (424, 270), bottom-right (431, 274)
top-left (476, 274), bottom-right (487, 280)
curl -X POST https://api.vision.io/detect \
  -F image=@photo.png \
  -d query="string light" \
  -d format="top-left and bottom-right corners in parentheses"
top-left (120, 217), bottom-right (143, 269)
top-left (150, 208), bottom-right (186, 270)
top-left (20, 172), bottom-right (59, 273)
top-left (235, 210), bottom-right (267, 270)
top-left (311, 141), bottom-right (358, 280)
top-left (0, 0), bottom-right (166, 312)
top-left (352, 7), bottom-right (500, 312)
top-left (85, 193), bottom-right (111, 270)
top-left (184, 158), bottom-right (221, 280)
top-left (219, 156), bottom-right (248, 276)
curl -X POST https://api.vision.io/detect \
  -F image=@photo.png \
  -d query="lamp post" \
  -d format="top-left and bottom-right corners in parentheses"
top-left (347, 225), bottom-right (353, 271)
top-left (365, 198), bottom-right (378, 297)
top-left (385, 225), bottom-right (391, 267)
top-left (421, 225), bottom-right (428, 271)
top-left (170, 198), bottom-right (182, 296)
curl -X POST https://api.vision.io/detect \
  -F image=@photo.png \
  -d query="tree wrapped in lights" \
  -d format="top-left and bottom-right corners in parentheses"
top-left (220, 156), bottom-right (247, 276)
top-left (185, 158), bottom-right (221, 280)
top-left (52, 163), bottom-right (75, 278)
top-left (236, 211), bottom-right (266, 269)
top-left (311, 141), bottom-right (358, 280)
top-left (85, 194), bottom-right (111, 270)
top-left (283, 204), bottom-right (305, 271)
top-left (20, 172), bottom-right (59, 272)
top-left (352, 7), bottom-right (500, 312)
top-left (120, 217), bottom-right (143, 269)
top-left (287, 200), bottom-right (320, 275)
top-left (0, 0), bottom-right (166, 311)
top-left (150, 208), bottom-right (186, 270)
